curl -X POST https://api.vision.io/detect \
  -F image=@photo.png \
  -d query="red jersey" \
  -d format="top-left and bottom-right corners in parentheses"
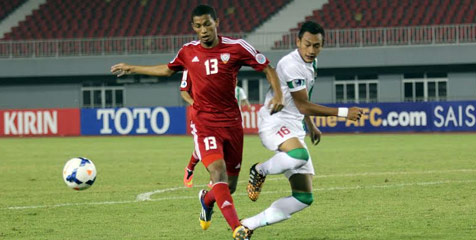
top-left (168, 36), bottom-right (270, 127)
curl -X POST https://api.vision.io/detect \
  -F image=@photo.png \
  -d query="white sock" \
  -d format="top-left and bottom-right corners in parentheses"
top-left (241, 196), bottom-right (309, 230)
top-left (257, 152), bottom-right (307, 175)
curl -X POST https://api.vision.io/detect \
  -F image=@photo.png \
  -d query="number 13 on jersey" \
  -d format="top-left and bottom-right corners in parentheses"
top-left (205, 59), bottom-right (218, 75)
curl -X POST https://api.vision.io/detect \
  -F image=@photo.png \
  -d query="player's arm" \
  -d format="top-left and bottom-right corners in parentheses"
top-left (241, 99), bottom-right (251, 108)
top-left (304, 116), bottom-right (321, 145)
top-left (290, 89), bottom-right (362, 120)
top-left (181, 91), bottom-right (194, 106)
top-left (262, 65), bottom-right (284, 114)
top-left (238, 88), bottom-right (251, 108)
top-left (111, 63), bottom-right (176, 77)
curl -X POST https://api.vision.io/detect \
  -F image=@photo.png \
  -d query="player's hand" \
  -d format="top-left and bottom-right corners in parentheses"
top-left (268, 94), bottom-right (284, 115)
top-left (111, 63), bottom-right (133, 77)
top-left (309, 125), bottom-right (321, 145)
top-left (347, 107), bottom-right (363, 121)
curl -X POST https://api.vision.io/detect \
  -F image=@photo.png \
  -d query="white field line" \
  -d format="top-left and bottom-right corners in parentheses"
top-left (136, 186), bottom-right (186, 201)
top-left (136, 168), bottom-right (476, 201)
top-left (5, 179), bottom-right (476, 210)
top-left (314, 168), bottom-right (476, 178)
top-left (3, 168), bottom-right (475, 210)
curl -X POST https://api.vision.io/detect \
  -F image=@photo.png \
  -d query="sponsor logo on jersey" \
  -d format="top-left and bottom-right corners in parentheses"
top-left (192, 56), bottom-right (199, 62)
top-left (220, 53), bottom-right (230, 64)
top-left (255, 53), bottom-right (266, 64)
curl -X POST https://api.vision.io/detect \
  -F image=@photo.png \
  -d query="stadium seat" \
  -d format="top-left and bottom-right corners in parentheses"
top-left (0, 0), bottom-right (27, 22)
top-left (2, 0), bottom-right (292, 40)
top-left (274, 0), bottom-right (476, 49)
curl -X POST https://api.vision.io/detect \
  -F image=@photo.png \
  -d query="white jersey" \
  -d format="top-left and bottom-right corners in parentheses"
top-left (258, 49), bottom-right (317, 177)
top-left (263, 49), bottom-right (317, 121)
top-left (235, 86), bottom-right (248, 102)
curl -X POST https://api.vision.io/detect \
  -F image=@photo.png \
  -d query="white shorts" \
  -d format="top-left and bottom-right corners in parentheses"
top-left (258, 108), bottom-right (315, 178)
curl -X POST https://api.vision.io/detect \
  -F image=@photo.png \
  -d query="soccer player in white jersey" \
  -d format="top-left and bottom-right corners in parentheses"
top-left (235, 86), bottom-right (251, 110)
top-left (242, 21), bottom-right (362, 234)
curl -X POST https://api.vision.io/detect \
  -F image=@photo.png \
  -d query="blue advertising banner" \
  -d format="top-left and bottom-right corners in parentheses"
top-left (310, 101), bottom-right (476, 133)
top-left (430, 101), bottom-right (476, 132)
top-left (81, 107), bottom-right (186, 135)
top-left (78, 102), bottom-right (475, 135)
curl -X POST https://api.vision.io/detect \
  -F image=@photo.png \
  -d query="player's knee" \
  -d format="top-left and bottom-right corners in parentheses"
top-left (292, 192), bottom-right (314, 206)
top-left (208, 169), bottom-right (227, 183)
top-left (287, 148), bottom-right (309, 161)
top-left (207, 160), bottom-right (228, 182)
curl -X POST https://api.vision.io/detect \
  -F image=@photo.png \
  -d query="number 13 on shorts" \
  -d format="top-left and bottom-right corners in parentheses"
top-left (204, 136), bottom-right (217, 150)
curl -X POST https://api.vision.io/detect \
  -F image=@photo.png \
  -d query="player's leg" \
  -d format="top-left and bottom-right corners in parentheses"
top-left (248, 111), bottom-right (311, 199)
top-left (184, 150), bottom-right (200, 187)
top-left (256, 137), bottom-right (308, 175)
top-left (194, 125), bottom-right (243, 235)
top-left (184, 112), bottom-right (200, 187)
top-left (221, 124), bottom-right (253, 239)
top-left (202, 159), bottom-right (244, 235)
top-left (247, 137), bottom-right (308, 201)
top-left (242, 173), bottom-right (313, 231)
top-left (227, 175), bottom-right (238, 194)
top-left (222, 126), bottom-right (244, 195)
top-left (187, 150), bottom-right (200, 171)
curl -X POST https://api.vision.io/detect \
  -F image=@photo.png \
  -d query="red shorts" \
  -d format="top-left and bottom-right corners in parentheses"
top-left (190, 121), bottom-right (243, 176)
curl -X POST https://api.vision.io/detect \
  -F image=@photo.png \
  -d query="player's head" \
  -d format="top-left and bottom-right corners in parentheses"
top-left (191, 5), bottom-right (220, 48)
top-left (296, 21), bottom-right (325, 63)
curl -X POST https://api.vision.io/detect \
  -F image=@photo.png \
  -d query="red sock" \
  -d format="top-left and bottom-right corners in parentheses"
top-left (187, 151), bottom-right (200, 171)
top-left (204, 188), bottom-right (215, 207)
top-left (210, 182), bottom-right (241, 230)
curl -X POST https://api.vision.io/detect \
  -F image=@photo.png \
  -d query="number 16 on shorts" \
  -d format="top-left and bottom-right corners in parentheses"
top-left (276, 126), bottom-right (290, 138)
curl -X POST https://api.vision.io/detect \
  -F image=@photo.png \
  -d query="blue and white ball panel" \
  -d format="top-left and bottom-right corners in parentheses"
top-left (63, 157), bottom-right (97, 190)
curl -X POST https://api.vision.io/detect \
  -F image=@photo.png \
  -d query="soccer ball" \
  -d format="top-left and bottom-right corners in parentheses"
top-left (63, 157), bottom-right (97, 190)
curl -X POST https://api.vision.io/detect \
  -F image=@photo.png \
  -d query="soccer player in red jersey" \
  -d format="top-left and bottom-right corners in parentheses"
top-left (111, 5), bottom-right (284, 239)
top-left (180, 70), bottom-right (213, 188)
top-left (181, 70), bottom-right (249, 188)
top-left (179, 70), bottom-right (202, 188)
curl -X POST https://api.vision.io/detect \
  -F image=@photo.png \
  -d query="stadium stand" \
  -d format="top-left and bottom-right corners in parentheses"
top-left (275, 0), bottom-right (476, 48)
top-left (307, 0), bottom-right (475, 29)
top-left (2, 0), bottom-right (292, 40)
top-left (1, 0), bottom-right (475, 57)
top-left (0, 0), bottom-right (27, 22)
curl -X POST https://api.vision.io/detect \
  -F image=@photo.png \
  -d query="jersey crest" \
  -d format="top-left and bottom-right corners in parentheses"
top-left (220, 53), bottom-right (230, 64)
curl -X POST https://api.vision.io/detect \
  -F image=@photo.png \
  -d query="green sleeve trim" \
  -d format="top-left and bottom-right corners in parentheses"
top-left (287, 81), bottom-right (294, 89)
top-left (287, 148), bottom-right (309, 161)
top-left (308, 85), bottom-right (314, 101)
top-left (292, 192), bottom-right (314, 205)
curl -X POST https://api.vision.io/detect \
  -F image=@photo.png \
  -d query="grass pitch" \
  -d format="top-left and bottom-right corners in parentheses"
top-left (1, 134), bottom-right (475, 239)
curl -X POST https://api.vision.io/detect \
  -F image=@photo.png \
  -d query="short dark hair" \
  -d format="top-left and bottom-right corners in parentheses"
top-left (191, 5), bottom-right (217, 22)
top-left (298, 21), bottom-right (325, 40)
